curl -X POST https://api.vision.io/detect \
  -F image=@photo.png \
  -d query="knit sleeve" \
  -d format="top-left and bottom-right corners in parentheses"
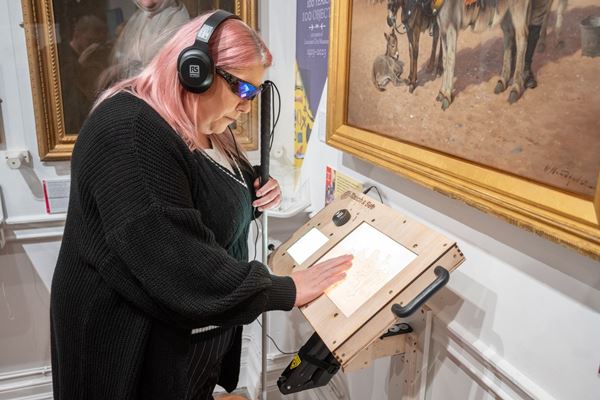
top-left (85, 108), bottom-right (296, 329)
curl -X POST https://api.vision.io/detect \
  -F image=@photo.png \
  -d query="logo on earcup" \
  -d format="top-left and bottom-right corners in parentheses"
top-left (189, 65), bottom-right (200, 78)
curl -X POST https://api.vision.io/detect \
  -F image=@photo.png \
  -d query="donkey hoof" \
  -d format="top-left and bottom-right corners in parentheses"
top-left (436, 92), bottom-right (443, 102)
top-left (508, 90), bottom-right (520, 104)
top-left (441, 98), bottom-right (451, 111)
top-left (537, 43), bottom-right (546, 53)
top-left (409, 84), bottom-right (416, 94)
top-left (494, 81), bottom-right (506, 94)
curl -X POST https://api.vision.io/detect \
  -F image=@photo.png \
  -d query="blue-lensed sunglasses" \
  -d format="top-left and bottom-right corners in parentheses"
top-left (215, 67), bottom-right (264, 100)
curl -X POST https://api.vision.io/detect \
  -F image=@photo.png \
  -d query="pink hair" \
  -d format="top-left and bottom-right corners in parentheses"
top-left (94, 11), bottom-right (272, 156)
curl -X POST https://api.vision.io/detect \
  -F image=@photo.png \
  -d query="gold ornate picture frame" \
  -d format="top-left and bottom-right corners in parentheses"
top-left (21, 0), bottom-right (258, 161)
top-left (327, 0), bottom-right (600, 259)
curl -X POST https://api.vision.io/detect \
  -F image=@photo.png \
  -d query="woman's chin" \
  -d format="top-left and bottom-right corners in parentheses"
top-left (215, 122), bottom-right (233, 133)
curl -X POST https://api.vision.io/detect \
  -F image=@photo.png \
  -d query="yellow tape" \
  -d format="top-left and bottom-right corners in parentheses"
top-left (290, 354), bottom-right (302, 370)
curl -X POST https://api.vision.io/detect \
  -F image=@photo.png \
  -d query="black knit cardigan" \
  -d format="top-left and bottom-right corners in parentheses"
top-left (50, 92), bottom-right (296, 400)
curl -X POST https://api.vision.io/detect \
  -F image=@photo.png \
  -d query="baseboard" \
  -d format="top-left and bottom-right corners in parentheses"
top-left (0, 367), bottom-right (53, 400)
top-left (431, 318), bottom-right (557, 400)
top-left (0, 332), bottom-right (296, 400)
top-left (0, 322), bottom-right (553, 400)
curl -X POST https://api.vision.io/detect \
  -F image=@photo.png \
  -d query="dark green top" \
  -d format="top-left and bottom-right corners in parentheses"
top-left (50, 92), bottom-right (296, 399)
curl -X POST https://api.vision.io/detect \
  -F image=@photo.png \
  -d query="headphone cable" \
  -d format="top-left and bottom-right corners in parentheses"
top-left (263, 80), bottom-right (281, 152)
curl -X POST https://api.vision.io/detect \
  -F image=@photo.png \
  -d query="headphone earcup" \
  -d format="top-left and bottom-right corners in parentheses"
top-left (177, 46), bottom-right (214, 93)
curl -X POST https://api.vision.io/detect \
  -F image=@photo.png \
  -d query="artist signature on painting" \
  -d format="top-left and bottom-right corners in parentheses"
top-left (543, 165), bottom-right (595, 190)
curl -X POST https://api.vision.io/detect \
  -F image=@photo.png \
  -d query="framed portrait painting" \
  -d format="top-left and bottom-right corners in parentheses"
top-left (327, 0), bottom-right (600, 258)
top-left (21, 0), bottom-right (259, 161)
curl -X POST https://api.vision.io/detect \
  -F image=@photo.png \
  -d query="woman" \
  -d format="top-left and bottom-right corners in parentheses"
top-left (50, 11), bottom-right (352, 400)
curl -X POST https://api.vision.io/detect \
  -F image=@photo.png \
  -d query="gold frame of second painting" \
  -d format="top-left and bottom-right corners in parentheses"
top-left (326, 0), bottom-right (600, 259)
top-left (21, 0), bottom-right (259, 161)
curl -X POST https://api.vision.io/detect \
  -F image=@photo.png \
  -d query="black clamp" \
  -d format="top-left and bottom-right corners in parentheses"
top-left (380, 322), bottom-right (413, 339)
top-left (302, 353), bottom-right (341, 375)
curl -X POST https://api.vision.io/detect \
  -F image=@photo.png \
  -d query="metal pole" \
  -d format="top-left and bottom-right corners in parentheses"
top-left (261, 214), bottom-right (269, 400)
top-left (259, 81), bottom-right (272, 400)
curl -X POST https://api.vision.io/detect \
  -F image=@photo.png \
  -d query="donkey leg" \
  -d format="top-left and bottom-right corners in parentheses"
top-left (537, 0), bottom-right (554, 53)
top-left (555, 0), bottom-right (567, 49)
top-left (407, 31), bottom-right (416, 91)
top-left (437, 33), bottom-right (447, 102)
top-left (439, 25), bottom-right (457, 110)
top-left (409, 28), bottom-right (421, 93)
top-left (427, 21), bottom-right (439, 72)
top-left (436, 36), bottom-right (444, 76)
top-left (509, 6), bottom-right (529, 103)
top-left (524, 25), bottom-right (542, 89)
top-left (437, 25), bottom-right (449, 103)
top-left (496, 16), bottom-right (514, 94)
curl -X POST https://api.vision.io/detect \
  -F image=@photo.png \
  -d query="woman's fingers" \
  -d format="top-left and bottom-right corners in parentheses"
top-left (253, 177), bottom-right (282, 210)
top-left (253, 177), bottom-right (278, 196)
top-left (317, 260), bottom-right (352, 282)
top-left (320, 272), bottom-right (347, 289)
top-left (314, 255), bottom-right (353, 290)
top-left (253, 190), bottom-right (280, 209)
top-left (315, 255), bottom-right (354, 271)
top-left (256, 177), bottom-right (279, 196)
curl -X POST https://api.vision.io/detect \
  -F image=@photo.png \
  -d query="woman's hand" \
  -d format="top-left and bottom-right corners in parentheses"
top-left (291, 254), bottom-right (353, 307)
top-left (253, 177), bottom-right (282, 211)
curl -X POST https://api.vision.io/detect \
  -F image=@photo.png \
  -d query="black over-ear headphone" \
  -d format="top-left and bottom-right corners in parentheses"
top-left (177, 10), bottom-right (240, 93)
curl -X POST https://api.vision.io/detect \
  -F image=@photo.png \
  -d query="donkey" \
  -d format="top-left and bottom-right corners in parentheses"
top-left (372, 30), bottom-right (405, 91)
top-left (538, 0), bottom-right (568, 52)
top-left (387, 0), bottom-right (443, 93)
top-left (435, 0), bottom-right (531, 110)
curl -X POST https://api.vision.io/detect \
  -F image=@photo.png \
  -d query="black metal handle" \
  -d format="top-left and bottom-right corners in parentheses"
top-left (391, 266), bottom-right (449, 318)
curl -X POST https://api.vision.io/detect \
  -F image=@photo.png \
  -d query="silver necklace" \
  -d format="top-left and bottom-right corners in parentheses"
top-left (198, 150), bottom-right (248, 190)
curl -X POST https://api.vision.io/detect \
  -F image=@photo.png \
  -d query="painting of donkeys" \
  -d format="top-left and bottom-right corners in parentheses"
top-left (348, 0), bottom-right (600, 198)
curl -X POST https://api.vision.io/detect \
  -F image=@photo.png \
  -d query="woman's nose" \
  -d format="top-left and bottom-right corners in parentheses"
top-left (236, 100), bottom-right (251, 114)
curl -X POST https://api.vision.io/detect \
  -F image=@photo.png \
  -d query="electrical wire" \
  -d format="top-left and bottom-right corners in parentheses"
top-left (363, 185), bottom-right (384, 204)
top-left (257, 319), bottom-right (296, 355)
top-left (264, 80), bottom-right (281, 151)
top-left (252, 218), bottom-right (260, 261)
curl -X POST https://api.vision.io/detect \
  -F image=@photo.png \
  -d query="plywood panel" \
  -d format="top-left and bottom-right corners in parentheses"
top-left (269, 190), bottom-right (465, 365)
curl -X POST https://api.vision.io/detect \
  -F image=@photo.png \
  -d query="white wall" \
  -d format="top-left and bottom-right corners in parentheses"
top-left (1, 0), bottom-right (600, 399)
top-left (0, 0), bottom-right (64, 397)
top-left (260, 1), bottom-right (600, 400)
